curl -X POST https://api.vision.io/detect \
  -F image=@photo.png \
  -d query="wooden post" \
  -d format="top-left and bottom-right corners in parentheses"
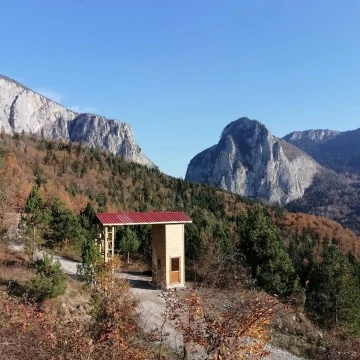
top-left (111, 226), bottom-right (115, 259)
top-left (104, 226), bottom-right (108, 262)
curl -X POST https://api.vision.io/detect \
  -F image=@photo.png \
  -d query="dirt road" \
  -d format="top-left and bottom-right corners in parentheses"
top-left (120, 272), bottom-right (306, 360)
top-left (51, 255), bottom-right (306, 360)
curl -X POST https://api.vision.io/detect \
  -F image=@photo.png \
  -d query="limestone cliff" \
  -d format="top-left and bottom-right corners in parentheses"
top-left (283, 129), bottom-right (340, 145)
top-left (186, 117), bottom-right (322, 204)
top-left (0, 75), bottom-right (154, 168)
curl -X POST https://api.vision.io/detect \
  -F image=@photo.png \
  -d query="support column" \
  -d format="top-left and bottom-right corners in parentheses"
top-left (104, 226), bottom-right (109, 262)
top-left (111, 226), bottom-right (115, 259)
top-left (103, 225), bottom-right (115, 263)
top-left (95, 225), bottom-right (105, 260)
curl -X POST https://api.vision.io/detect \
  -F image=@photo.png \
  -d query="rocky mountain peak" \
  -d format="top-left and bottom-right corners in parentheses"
top-left (284, 129), bottom-right (340, 144)
top-left (221, 117), bottom-right (267, 137)
top-left (0, 75), bottom-right (155, 168)
top-left (186, 117), bottom-right (322, 205)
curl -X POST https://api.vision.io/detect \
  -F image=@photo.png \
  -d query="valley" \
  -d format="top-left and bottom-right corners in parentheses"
top-left (1, 76), bottom-right (360, 359)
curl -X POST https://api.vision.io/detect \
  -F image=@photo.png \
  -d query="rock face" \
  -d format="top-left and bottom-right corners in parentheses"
top-left (284, 128), bottom-right (360, 173)
top-left (0, 75), bottom-right (155, 168)
top-left (284, 129), bottom-right (340, 144)
top-left (186, 117), bottom-right (322, 204)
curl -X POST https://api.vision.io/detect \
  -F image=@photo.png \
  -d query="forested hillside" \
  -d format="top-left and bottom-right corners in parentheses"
top-left (286, 171), bottom-right (360, 235)
top-left (283, 128), bottom-right (360, 235)
top-left (2, 131), bottom-right (360, 349)
top-left (1, 131), bottom-right (359, 259)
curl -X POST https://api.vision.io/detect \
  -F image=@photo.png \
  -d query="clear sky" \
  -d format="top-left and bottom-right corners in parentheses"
top-left (1, 0), bottom-right (360, 178)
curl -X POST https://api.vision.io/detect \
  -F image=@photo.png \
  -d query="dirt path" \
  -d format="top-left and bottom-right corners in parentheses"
top-left (50, 254), bottom-right (306, 360)
top-left (118, 272), bottom-right (306, 360)
top-left (120, 272), bottom-right (185, 356)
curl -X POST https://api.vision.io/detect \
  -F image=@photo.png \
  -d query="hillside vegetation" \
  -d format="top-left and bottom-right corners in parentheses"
top-left (283, 129), bottom-right (360, 235)
top-left (1, 132), bottom-right (359, 254)
top-left (2, 132), bottom-right (360, 358)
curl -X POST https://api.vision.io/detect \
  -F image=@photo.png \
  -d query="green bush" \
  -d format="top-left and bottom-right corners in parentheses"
top-left (26, 253), bottom-right (67, 301)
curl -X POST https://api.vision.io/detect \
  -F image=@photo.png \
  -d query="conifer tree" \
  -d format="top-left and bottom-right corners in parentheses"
top-left (239, 205), bottom-right (299, 297)
top-left (23, 185), bottom-right (50, 256)
top-left (48, 198), bottom-right (84, 247)
top-left (77, 202), bottom-right (100, 283)
top-left (121, 228), bottom-right (140, 264)
top-left (305, 245), bottom-right (360, 334)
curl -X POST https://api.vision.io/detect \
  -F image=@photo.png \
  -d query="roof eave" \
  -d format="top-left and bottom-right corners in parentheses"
top-left (99, 220), bottom-right (193, 226)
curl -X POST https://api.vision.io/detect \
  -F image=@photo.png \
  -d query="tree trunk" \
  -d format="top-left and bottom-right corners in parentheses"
top-left (127, 251), bottom-right (130, 264)
top-left (32, 226), bottom-right (36, 260)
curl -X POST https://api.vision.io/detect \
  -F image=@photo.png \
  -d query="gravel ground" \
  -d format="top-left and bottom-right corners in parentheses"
top-left (118, 272), bottom-right (306, 360)
top-left (52, 255), bottom-right (79, 274)
top-left (50, 254), bottom-right (306, 360)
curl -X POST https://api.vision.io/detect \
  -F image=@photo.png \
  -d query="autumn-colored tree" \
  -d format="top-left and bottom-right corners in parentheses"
top-left (0, 148), bottom-right (31, 235)
top-left (164, 287), bottom-right (279, 360)
top-left (90, 257), bottom-right (154, 359)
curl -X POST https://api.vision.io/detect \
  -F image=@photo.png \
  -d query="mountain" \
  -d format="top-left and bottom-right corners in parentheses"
top-left (0, 75), bottom-right (154, 168)
top-left (284, 128), bottom-right (360, 173)
top-left (186, 117), bottom-right (322, 205)
top-left (284, 129), bottom-right (340, 144)
top-left (283, 128), bottom-right (360, 234)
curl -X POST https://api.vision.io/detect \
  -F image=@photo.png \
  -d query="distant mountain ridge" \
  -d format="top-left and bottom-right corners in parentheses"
top-left (186, 117), bottom-right (322, 205)
top-left (284, 128), bottom-right (360, 173)
top-left (0, 74), bottom-right (155, 168)
top-left (284, 129), bottom-right (340, 144)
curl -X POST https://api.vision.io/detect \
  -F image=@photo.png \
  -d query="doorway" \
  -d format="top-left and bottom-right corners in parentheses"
top-left (170, 257), bottom-right (180, 284)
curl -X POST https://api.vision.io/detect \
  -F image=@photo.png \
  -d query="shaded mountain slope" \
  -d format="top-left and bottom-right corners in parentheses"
top-left (284, 128), bottom-right (360, 174)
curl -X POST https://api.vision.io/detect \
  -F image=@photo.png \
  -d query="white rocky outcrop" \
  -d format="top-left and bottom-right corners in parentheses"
top-left (186, 117), bottom-right (322, 204)
top-left (283, 129), bottom-right (340, 144)
top-left (0, 75), bottom-right (155, 168)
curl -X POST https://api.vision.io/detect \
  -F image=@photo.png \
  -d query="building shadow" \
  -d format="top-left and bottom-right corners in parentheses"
top-left (116, 270), bottom-right (156, 290)
top-left (127, 278), bottom-right (155, 290)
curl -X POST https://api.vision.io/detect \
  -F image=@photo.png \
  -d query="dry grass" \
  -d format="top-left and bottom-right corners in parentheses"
top-left (119, 254), bottom-right (151, 272)
top-left (0, 244), bottom-right (176, 359)
top-left (0, 243), bottom-right (35, 295)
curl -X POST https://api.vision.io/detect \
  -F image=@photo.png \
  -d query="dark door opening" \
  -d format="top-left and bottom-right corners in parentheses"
top-left (170, 257), bottom-right (180, 284)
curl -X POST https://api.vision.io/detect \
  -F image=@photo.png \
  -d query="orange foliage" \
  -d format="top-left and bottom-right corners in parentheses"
top-left (0, 254), bottom-right (159, 360)
top-left (164, 287), bottom-right (279, 359)
top-left (0, 152), bottom-right (32, 215)
top-left (280, 212), bottom-right (360, 258)
top-left (40, 182), bottom-right (88, 214)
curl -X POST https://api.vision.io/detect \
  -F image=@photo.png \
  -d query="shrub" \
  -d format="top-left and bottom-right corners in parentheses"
top-left (26, 253), bottom-right (67, 301)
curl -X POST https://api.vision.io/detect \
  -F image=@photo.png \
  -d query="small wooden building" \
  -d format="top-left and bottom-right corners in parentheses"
top-left (95, 212), bottom-right (192, 288)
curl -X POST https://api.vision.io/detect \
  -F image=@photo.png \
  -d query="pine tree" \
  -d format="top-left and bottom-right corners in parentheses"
top-left (48, 198), bottom-right (84, 247)
top-left (77, 202), bottom-right (100, 283)
top-left (23, 185), bottom-right (50, 256)
top-left (239, 205), bottom-right (299, 297)
top-left (25, 185), bottom-right (44, 214)
top-left (26, 253), bottom-right (67, 301)
top-left (305, 245), bottom-right (360, 334)
top-left (121, 228), bottom-right (140, 264)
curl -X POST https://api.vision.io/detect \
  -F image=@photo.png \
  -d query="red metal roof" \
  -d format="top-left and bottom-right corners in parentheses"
top-left (96, 212), bottom-right (192, 225)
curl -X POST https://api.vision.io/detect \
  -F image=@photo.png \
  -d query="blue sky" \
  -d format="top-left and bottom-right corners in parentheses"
top-left (1, 0), bottom-right (360, 178)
